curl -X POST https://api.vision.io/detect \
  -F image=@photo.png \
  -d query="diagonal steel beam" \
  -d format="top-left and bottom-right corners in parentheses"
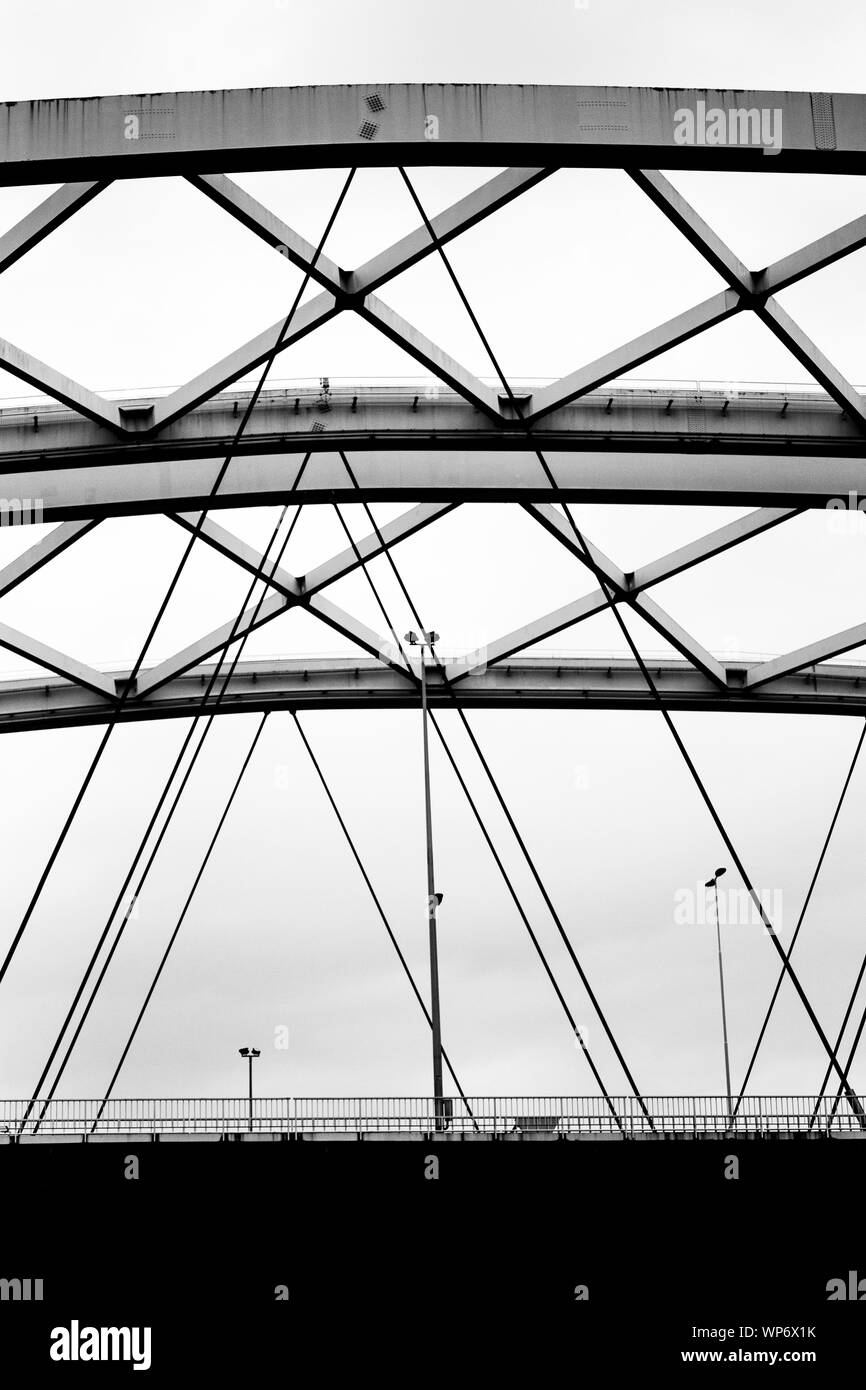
top-left (136, 591), bottom-right (294, 696)
top-left (305, 592), bottom-right (409, 669)
top-left (0, 520), bottom-right (100, 598)
top-left (630, 507), bottom-right (802, 590)
top-left (0, 182), bottom-right (111, 276)
top-left (178, 502), bottom-right (456, 600)
top-left (303, 502), bottom-right (457, 594)
top-left (170, 513), bottom-right (301, 599)
top-left (187, 167), bottom-right (553, 305)
top-left (357, 294), bottom-right (503, 419)
top-left (0, 337), bottom-right (123, 432)
top-left (146, 504), bottom-right (451, 697)
top-left (630, 592), bottom-right (727, 685)
top-left (0, 621), bottom-right (117, 698)
top-left (150, 291), bottom-right (340, 431)
top-left (754, 297), bottom-right (866, 428)
top-left (163, 170), bottom-right (543, 433)
top-left (445, 590), bottom-right (611, 682)
top-left (525, 289), bottom-right (742, 424)
top-left (627, 169), bottom-right (866, 430)
top-left (521, 502), bottom-right (727, 684)
top-left (757, 213), bottom-right (866, 295)
top-left (136, 588), bottom-right (411, 698)
top-left (350, 167), bottom-right (553, 296)
top-left (746, 621), bottom-right (866, 689)
top-left (627, 168), bottom-right (753, 291)
top-left (523, 502), bottom-right (628, 583)
top-left (466, 506), bottom-right (804, 686)
top-left (185, 174), bottom-right (346, 296)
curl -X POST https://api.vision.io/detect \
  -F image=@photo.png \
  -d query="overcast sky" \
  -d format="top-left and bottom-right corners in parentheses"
top-left (1, 1), bottom-right (866, 1114)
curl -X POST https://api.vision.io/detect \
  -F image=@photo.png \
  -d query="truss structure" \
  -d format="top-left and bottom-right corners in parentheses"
top-left (3, 83), bottom-right (866, 1127)
top-left (0, 84), bottom-right (863, 726)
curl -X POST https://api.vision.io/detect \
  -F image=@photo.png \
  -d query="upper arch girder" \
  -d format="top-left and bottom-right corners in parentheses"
top-left (1, 85), bottom-right (865, 183)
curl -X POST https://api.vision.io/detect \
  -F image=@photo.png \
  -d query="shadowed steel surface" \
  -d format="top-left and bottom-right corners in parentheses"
top-left (2, 1095), bottom-right (864, 1139)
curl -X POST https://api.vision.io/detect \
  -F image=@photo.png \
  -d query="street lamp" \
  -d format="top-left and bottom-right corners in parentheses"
top-left (238, 1047), bottom-right (260, 1133)
top-left (405, 628), bottom-right (445, 1131)
top-left (704, 868), bottom-right (733, 1126)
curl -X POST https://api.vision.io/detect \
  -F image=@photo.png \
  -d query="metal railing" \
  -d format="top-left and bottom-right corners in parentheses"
top-left (1, 1095), bottom-right (863, 1139)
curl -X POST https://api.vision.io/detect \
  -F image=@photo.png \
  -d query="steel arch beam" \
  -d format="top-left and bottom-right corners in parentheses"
top-left (8, 448), bottom-right (866, 520)
top-left (0, 386), bottom-right (863, 522)
top-left (0, 388), bottom-right (861, 470)
top-left (1, 86), bottom-right (865, 184)
top-left (1, 657), bottom-right (866, 733)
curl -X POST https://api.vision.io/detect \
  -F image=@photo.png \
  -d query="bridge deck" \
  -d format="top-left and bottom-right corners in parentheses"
top-left (3, 1095), bottom-right (863, 1140)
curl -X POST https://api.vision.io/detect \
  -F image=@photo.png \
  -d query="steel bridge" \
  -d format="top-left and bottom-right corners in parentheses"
top-left (1, 83), bottom-right (866, 1135)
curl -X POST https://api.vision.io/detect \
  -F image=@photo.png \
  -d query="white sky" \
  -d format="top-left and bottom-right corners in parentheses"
top-left (1, 0), bottom-right (866, 1113)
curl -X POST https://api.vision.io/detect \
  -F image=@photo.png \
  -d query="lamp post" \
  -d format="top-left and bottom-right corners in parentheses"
top-left (238, 1047), bottom-right (260, 1133)
top-left (405, 628), bottom-right (445, 1130)
top-left (704, 868), bottom-right (733, 1126)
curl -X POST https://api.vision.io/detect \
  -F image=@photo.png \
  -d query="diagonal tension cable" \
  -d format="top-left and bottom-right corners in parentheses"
top-left (735, 720), bottom-right (866, 1113)
top-left (398, 165), bottom-right (863, 1121)
top-left (811, 798), bottom-right (866, 1128)
top-left (84, 497), bottom-right (307, 1125)
top-left (0, 168), bottom-right (356, 996)
top-left (91, 712), bottom-right (272, 1132)
top-left (291, 710), bottom-right (475, 1121)
top-left (337, 457), bottom-right (646, 1125)
top-left (332, 501), bottom-right (625, 1127)
top-left (533, 481), bottom-right (864, 1117)
top-left (91, 500), bottom-right (474, 1127)
top-left (26, 490), bottom-right (307, 1130)
top-left (826, 992), bottom-right (866, 1128)
top-left (92, 505), bottom-right (479, 1128)
top-left (333, 501), bottom-right (623, 1122)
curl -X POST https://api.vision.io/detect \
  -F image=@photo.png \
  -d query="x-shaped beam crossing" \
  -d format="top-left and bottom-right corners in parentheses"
top-left (0, 160), bottom-right (864, 747)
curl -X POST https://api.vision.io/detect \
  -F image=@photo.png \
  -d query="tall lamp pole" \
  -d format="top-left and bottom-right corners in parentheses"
top-left (238, 1046), bottom-right (260, 1133)
top-left (405, 629), bottom-right (445, 1130)
top-left (705, 868), bottom-right (733, 1126)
